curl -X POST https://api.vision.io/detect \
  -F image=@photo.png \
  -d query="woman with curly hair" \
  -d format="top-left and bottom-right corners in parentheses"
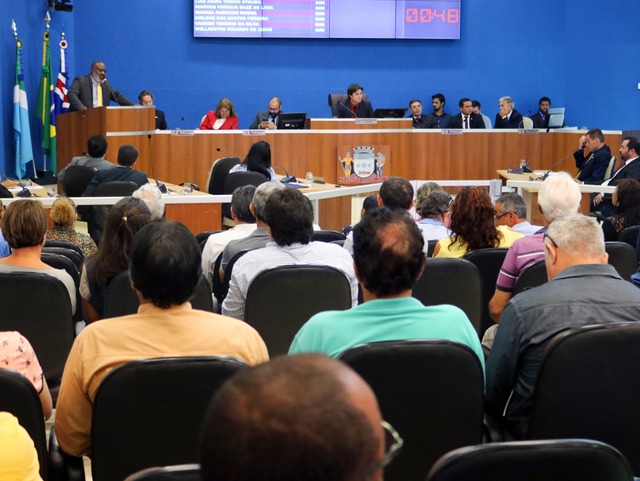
top-left (601, 179), bottom-right (640, 241)
top-left (47, 197), bottom-right (97, 258)
top-left (434, 186), bottom-right (523, 258)
top-left (80, 197), bottom-right (152, 323)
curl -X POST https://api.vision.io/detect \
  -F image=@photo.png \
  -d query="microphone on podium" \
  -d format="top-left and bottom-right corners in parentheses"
top-left (275, 166), bottom-right (297, 183)
top-left (147, 134), bottom-right (167, 193)
top-left (216, 147), bottom-right (240, 159)
top-left (337, 101), bottom-right (357, 118)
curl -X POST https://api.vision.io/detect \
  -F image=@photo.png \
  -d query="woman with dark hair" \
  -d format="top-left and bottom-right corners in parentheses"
top-left (229, 140), bottom-right (277, 181)
top-left (434, 186), bottom-right (523, 257)
top-left (80, 197), bottom-right (152, 323)
top-left (47, 197), bottom-right (97, 258)
top-left (199, 98), bottom-right (239, 130)
top-left (601, 179), bottom-right (640, 241)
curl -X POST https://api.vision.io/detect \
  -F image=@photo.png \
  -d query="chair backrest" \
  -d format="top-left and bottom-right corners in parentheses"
top-left (0, 273), bottom-right (74, 381)
top-left (196, 230), bottom-right (222, 251)
top-left (89, 181), bottom-right (140, 243)
top-left (91, 356), bottom-right (248, 481)
top-left (412, 258), bottom-right (482, 334)
top-left (604, 155), bottom-right (618, 180)
top-left (327, 92), bottom-right (370, 117)
top-left (463, 248), bottom-right (509, 337)
top-left (245, 265), bottom-right (352, 356)
top-left (41, 252), bottom-right (83, 324)
top-left (311, 230), bottom-right (347, 243)
top-left (426, 439), bottom-right (634, 481)
top-left (339, 340), bottom-right (484, 481)
top-left (426, 239), bottom-right (438, 257)
top-left (44, 240), bottom-right (84, 261)
top-left (94, 180), bottom-right (139, 197)
top-left (512, 259), bottom-right (547, 296)
top-left (528, 322), bottom-right (640, 474)
top-left (42, 245), bottom-right (83, 273)
top-left (125, 464), bottom-right (201, 481)
top-left (605, 241), bottom-right (638, 281)
top-left (103, 272), bottom-right (213, 319)
top-left (217, 250), bottom-right (250, 304)
top-left (0, 369), bottom-right (48, 480)
top-left (618, 225), bottom-right (640, 249)
top-left (206, 157), bottom-right (240, 195)
top-left (521, 116), bottom-right (534, 129)
top-left (62, 165), bottom-right (97, 197)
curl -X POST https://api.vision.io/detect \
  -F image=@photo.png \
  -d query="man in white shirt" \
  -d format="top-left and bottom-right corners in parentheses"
top-left (494, 193), bottom-right (542, 235)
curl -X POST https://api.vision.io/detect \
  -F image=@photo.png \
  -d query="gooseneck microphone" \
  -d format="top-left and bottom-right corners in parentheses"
top-left (147, 134), bottom-right (167, 193)
top-left (539, 151), bottom-right (578, 181)
top-left (216, 147), bottom-right (240, 159)
top-left (338, 101), bottom-right (358, 118)
top-left (275, 166), bottom-right (297, 183)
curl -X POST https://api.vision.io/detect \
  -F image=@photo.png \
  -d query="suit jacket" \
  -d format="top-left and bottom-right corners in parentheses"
top-left (594, 157), bottom-right (640, 216)
top-left (494, 109), bottom-right (524, 129)
top-left (249, 110), bottom-right (282, 129)
top-left (82, 166), bottom-right (148, 197)
top-left (57, 156), bottom-right (114, 184)
top-left (336, 99), bottom-right (374, 119)
top-left (447, 113), bottom-right (485, 129)
top-left (530, 112), bottom-right (549, 129)
top-left (406, 114), bottom-right (436, 129)
top-left (67, 75), bottom-right (133, 112)
top-left (574, 144), bottom-right (612, 185)
top-left (155, 109), bottom-right (167, 130)
top-left (200, 111), bottom-right (239, 130)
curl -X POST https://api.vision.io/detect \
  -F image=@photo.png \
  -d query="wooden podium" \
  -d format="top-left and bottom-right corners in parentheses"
top-left (57, 106), bottom-right (155, 173)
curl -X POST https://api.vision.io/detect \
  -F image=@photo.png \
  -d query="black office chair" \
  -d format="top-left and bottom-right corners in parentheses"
top-left (528, 323), bottom-right (640, 475)
top-left (426, 439), bottom-right (634, 481)
top-left (90, 356), bottom-right (247, 481)
top-left (244, 265), bottom-right (352, 356)
top-left (412, 258), bottom-right (482, 335)
top-left (103, 272), bottom-right (213, 318)
top-left (312, 230), bottom-right (347, 243)
top-left (618, 225), bottom-right (640, 249)
top-left (328, 92), bottom-right (370, 117)
top-left (205, 157), bottom-right (240, 195)
top-left (222, 172), bottom-right (268, 228)
top-left (88, 180), bottom-right (140, 243)
top-left (426, 239), bottom-right (438, 257)
top-left (605, 241), bottom-right (638, 280)
top-left (339, 340), bottom-right (484, 481)
top-left (125, 464), bottom-right (201, 481)
top-left (463, 248), bottom-right (509, 337)
top-left (44, 240), bottom-right (84, 261)
top-left (41, 252), bottom-right (83, 325)
top-left (0, 369), bottom-right (48, 480)
top-left (0, 273), bottom-right (74, 383)
top-left (196, 230), bottom-right (222, 251)
top-left (42, 245), bottom-right (83, 273)
top-left (512, 259), bottom-right (547, 296)
top-left (62, 165), bottom-right (97, 197)
top-left (216, 250), bottom-right (250, 305)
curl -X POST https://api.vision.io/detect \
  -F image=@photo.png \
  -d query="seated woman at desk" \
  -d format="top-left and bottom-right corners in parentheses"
top-left (229, 140), bottom-right (278, 181)
top-left (601, 179), bottom-right (640, 241)
top-left (434, 186), bottom-right (523, 258)
top-left (200, 98), bottom-right (239, 130)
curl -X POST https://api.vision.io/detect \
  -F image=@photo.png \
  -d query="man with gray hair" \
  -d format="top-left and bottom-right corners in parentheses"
top-left (494, 96), bottom-right (523, 129)
top-left (133, 183), bottom-right (165, 220)
top-left (486, 213), bottom-right (640, 438)
top-left (493, 192), bottom-right (542, 235)
top-left (489, 172), bottom-right (581, 322)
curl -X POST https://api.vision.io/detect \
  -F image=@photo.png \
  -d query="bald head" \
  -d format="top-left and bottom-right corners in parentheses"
top-left (201, 354), bottom-right (383, 481)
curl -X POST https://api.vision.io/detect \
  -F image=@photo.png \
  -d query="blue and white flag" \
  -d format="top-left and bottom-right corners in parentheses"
top-left (14, 37), bottom-right (34, 179)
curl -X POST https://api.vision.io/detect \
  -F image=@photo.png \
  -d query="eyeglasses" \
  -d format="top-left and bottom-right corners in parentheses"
top-left (543, 232), bottom-right (559, 248)
top-left (494, 210), bottom-right (513, 220)
top-left (369, 421), bottom-right (404, 475)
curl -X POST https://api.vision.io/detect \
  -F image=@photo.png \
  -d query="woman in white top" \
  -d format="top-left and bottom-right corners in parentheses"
top-left (229, 140), bottom-right (278, 181)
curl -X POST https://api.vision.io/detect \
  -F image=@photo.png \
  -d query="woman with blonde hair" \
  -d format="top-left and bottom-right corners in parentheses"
top-left (47, 197), bottom-right (97, 258)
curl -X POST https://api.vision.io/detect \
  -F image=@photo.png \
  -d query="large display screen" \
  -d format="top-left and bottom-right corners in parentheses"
top-left (194, 0), bottom-right (461, 39)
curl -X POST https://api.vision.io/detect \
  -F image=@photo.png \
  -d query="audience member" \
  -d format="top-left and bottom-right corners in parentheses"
top-left (200, 98), bottom-right (239, 130)
top-left (574, 128), bottom-right (612, 184)
top-left (342, 195), bottom-right (378, 238)
top-left (424, 93), bottom-right (451, 128)
top-left (201, 185), bottom-right (257, 284)
top-left (530, 97), bottom-right (551, 129)
top-left (229, 140), bottom-right (277, 181)
top-left (448, 98), bottom-right (484, 129)
top-left (336, 83), bottom-right (374, 119)
top-left (56, 220), bottom-right (268, 457)
top-left (415, 191), bottom-right (452, 244)
top-left (486, 213), bottom-right (640, 438)
top-left (494, 96), bottom-right (523, 129)
top-left (0, 412), bottom-right (43, 480)
top-left (57, 134), bottom-right (113, 185)
top-left (249, 97), bottom-right (283, 130)
top-left (0, 200), bottom-right (76, 314)
top-left (222, 188), bottom-right (358, 319)
top-left (415, 181), bottom-right (443, 209)
top-left (132, 183), bottom-right (165, 220)
top-left (138, 90), bottom-right (167, 130)
top-left (82, 144), bottom-right (148, 197)
top-left (80, 197), bottom-right (152, 323)
top-left (0, 199), bottom-right (11, 258)
top-left (290, 208), bottom-right (483, 364)
top-left (407, 99), bottom-right (434, 129)
top-left (593, 136), bottom-right (640, 216)
top-left (493, 193), bottom-right (542, 235)
top-left (601, 179), bottom-right (640, 241)
top-left (200, 354), bottom-right (391, 481)
top-left (47, 197), bottom-right (97, 258)
top-left (488, 172), bottom-right (581, 323)
top-left (0, 331), bottom-right (52, 419)
top-left (67, 60), bottom-right (133, 114)
top-left (471, 100), bottom-right (492, 128)
top-left (433, 187), bottom-right (523, 257)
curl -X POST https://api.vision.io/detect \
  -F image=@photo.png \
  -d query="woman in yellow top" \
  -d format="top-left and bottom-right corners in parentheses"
top-left (434, 186), bottom-right (523, 258)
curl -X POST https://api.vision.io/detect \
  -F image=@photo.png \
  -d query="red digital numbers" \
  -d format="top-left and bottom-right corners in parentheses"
top-left (406, 8), bottom-right (460, 24)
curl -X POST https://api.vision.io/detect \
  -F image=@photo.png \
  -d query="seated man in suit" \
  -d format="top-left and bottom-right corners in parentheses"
top-left (486, 213), bottom-right (640, 438)
top-left (336, 83), bottom-right (374, 118)
top-left (82, 144), bottom-right (148, 197)
top-left (406, 99), bottom-right (435, 129)
top-left (574, 128), bottom-right (612, 185)
top-left (138, 90), bottom-right (167, 130)
top-left (448, 98), bottom-right (485, 129)
top-left (290, 208), bottom-right (483, 365)
top-left (494, 96), bottom-right (524, 129)
top-left (57, 134), bottom-right (114, 185)
top-left (530, 96), bottom-right (551, 129)
top-left (249, 97), bottom-right (283, 130)
top-left (201, 354), bottom-right (392, 481)
top-left (221, 188), bottom-right (358, 319)
top-left (55, 220), bottom-right (268, 457)
top-left (67, 61), bottom-right (133, 115)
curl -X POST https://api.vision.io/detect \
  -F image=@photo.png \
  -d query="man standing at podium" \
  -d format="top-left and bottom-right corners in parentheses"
top-left (68, 61), bottom-right (133, 114)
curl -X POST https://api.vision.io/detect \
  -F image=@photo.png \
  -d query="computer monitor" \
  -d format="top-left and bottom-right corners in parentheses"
top-left (374, 108), bottom-right (408, 119)
top-left (547, 107), bottom-right (565, 128)
top-left (277, 112), bottom-right (307, 130)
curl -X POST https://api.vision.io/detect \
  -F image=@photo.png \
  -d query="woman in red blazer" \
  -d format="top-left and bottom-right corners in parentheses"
top-left (199, 98), bottom-right (239, 130)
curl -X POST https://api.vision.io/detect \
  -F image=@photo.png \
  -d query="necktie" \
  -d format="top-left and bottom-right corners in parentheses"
top-left (464, 116), bottom-right (469, 129)
top-left (97, 83), bottom-right (103, 107)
